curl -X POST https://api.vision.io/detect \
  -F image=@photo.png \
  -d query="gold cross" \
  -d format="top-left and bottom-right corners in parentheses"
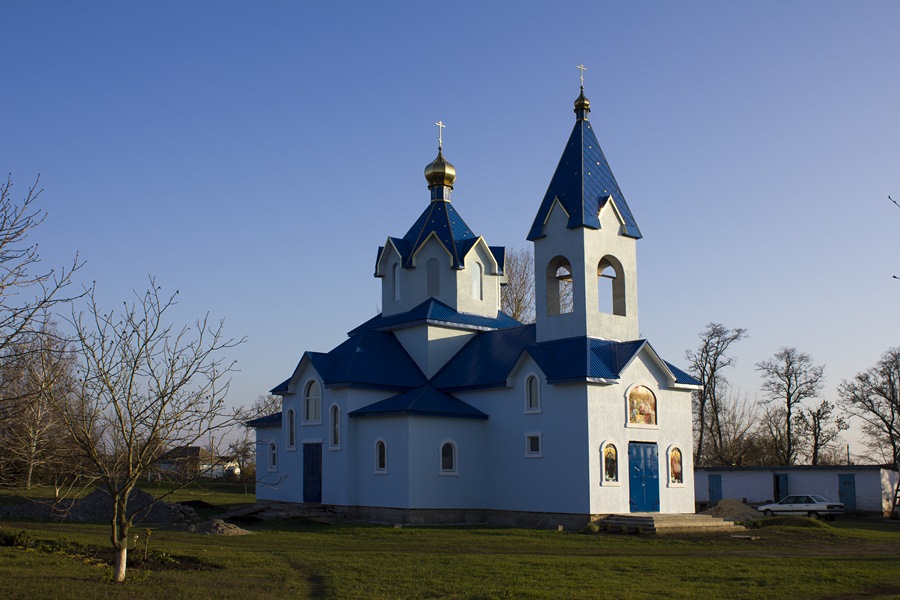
top-left (435, 121), bottom-right (445, 149)
top-left (577, 64), bottom-right (587, 88)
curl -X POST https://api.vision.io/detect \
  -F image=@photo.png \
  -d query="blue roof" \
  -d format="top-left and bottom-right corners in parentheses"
top-left (527, 92), bottom-right (641, 241)
top-left (434, 330), bottom-right (697, 390)
top-left (390, 200), bottom-right (478, 269)
top-left (245, 411), bottom-right (282, 428)
top-left (349, 384), bottom-right (488, 420)
top-left (349, 298), bottom-right (522, 335)
top-left (271, 330), bottom-right (427, 394)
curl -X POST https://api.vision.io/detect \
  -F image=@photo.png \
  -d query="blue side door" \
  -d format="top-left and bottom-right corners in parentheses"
top-left (628, 442), bottom-right (660, 513)
top-left (709, 474), bottom-right (723, 506)
top-left (303, 442), bottom-right (323, 504)
top-left (839, 474), bottom-right (856, 512)
top-left (774, 473), bottom-right (789, 501)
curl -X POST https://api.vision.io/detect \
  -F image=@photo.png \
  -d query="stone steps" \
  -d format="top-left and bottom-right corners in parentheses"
top-left (600, 513), bottom-right (744, 534)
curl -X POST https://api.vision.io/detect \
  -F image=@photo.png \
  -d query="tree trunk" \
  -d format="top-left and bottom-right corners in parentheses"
top-left (114, 545), bottom-right (127, 582)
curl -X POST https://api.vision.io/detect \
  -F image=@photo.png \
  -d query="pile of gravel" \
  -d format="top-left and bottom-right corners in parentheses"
top-left (702, 498), bottom-right (763, 521)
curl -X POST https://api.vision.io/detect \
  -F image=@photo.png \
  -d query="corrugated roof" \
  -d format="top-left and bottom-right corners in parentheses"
top-left (396, 200), bottom-right (477, 269)
top-left (431, 324), bottom-right (537, 390)
top-left (245, 411), bottom-right (282, 427)
top-left (664, 361), bottom-right (702, 386)
top-left (349, 298), bottom-right (522, 335)
top-left (349, 385), bottom-right (488, 420)
top-left (527, 95), bottom-right (641, 241)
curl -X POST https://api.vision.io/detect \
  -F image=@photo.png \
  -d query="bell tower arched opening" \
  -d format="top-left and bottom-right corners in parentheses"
top-left (597, 255), bottom-right (626, 316)
top-left (546, 256), bottom-right (574, 316)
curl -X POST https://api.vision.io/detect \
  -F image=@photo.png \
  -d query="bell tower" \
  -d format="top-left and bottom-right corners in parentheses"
top-left (528, 82), bottom-right (642, 343)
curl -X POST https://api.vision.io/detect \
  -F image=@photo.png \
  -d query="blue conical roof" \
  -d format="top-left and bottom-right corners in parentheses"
top-left (527, 92), bottom-right (642, 241)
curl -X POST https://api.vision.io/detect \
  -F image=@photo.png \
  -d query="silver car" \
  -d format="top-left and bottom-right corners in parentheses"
top-left (758, 494), bottom-right (845, 520)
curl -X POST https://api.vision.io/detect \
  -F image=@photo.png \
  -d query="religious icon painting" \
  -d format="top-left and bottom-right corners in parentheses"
top-left (603, 444), bottom-right (618, 482)
top-left (627, 385), bottom-right (657, 425)
top-left (670, 447), bottom-right (683, 484)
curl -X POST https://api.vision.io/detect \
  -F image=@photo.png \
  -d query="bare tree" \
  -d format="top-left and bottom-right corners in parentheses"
top-left (0, 323), bottom-right (82, 489)
top-left (54, 280), bottom-right (244, 583)
top-left (685, 323), bottom-right (748, 466)
top-left (756, 347), bottom-right (825, 465)
top-left (500, 247), bottom-right (535, 323)
top-left (796, 399), bottom-right (849, 465)
top-left (0, 175), bottom-right (82, 362)
top-left (838, 348), bottom-right (900, 465)
top-left (248, 393), bottom-right (282, 417)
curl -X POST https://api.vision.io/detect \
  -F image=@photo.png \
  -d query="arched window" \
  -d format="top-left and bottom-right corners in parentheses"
top-left (597, 256), bottom-right (626, 316)
top-left (427, 258), bottom-right (440, 297)
top-left (602, 443), bottom-right (618, 483)
top-left (525, 374), bottom-right (540, 413)
top-left (546, 256), bottom-right (574, 315)
top-left (669, 446), bottom-right (684, 485)
top-left (287, 409), bottom-right (296, 449)
top-left (440, 442), bottom-right (457, 474)
top-left (304, 380), bottom-right (322, 423)
top-left (627, 385), bottom-right (657, 426)
top-left (269, 442), bottom-right (278, 471)
top-left (374, 439), bottom-right (387, 473)
top-left (392, 263), bottom-right (400, 301)
top-left (471, 261), bottom-right (484, 300)
top-left (330, 405), bottom-right (340, 449)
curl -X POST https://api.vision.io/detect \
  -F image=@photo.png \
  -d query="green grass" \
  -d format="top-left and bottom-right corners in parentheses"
top-left (2, 485), bottom-right (900, 599)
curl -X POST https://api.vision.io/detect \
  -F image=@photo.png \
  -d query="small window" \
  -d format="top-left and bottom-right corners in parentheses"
top-left (602, 443), bottom-right (618, 483)
top-left (375, 440), bottom-right (387, 473)
top-left (472, 262), bottom-right (484, 300)
top-left (525, 433), bottom-right (542, 458)
top-left (304, 380), bottom-right (322, 423)
top-left (287, 409), bottom-right (296, 449)
top-left (525, 375), bottom-right (540, 413)
top-left (269, 442), bottom-right (278, 471)
top-left (330, 405), bottom-right (340, 449)
top-left (427, 258), bottom-right (440, 297)
top-left (392, 263), bottom-right (400, 301)
top-left (440, 442), bottom-right (457, 474)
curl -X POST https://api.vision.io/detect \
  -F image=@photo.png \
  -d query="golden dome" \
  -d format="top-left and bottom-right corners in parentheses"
top-left (574, 88), bottom-right (591, 115)
top-left (424, 149), bottom-right (456, 189)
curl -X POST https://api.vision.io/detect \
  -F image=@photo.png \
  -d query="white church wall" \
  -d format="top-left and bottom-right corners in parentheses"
top-left (254, 425), bottom-right (281, 502)
top-left (406, 417), bottom-right (487, 508)
top-left (394, 324), bottom-right (475, 379)
top-left (455, 240), bottom-right (501, 317)
top-left (464, 355), bottom-right (592, 515)
top-left (587, 351), bottom-right (695, 514)
top-left (353, 416), bottom-right (411, 508)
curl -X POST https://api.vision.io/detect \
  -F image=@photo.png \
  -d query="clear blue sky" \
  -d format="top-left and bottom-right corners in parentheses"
top-left (3, 1), bottom-right (898, 452)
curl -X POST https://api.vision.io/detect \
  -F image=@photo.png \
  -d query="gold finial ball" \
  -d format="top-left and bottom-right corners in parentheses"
top-left (424, 149), bottom-right (456, 189)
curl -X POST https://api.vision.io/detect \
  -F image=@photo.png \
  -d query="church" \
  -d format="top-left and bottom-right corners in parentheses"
top-left (248, 83), bottom-right (701, 527)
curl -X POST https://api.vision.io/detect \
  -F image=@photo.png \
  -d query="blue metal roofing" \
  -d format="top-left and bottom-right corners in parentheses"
top-left (349, 298), bottom-right (522, 335)
top-left (664, 361), bottom-right (702, 386)
top-left (245, 411), bottom-right (282, 428)
top-left (349, 384), bottom-right (488, 420)
top-left (395, 200), bottom-right (478, 269)
top-left (270, 330), bottom-right (427, 394)
top-left (434, 330), bottom-right (696, 390)
top-left (527, 93), bottom-right (641, 241)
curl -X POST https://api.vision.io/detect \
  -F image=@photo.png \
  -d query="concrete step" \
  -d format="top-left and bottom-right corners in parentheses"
top-left (601, 513), bottom-right (744, 534)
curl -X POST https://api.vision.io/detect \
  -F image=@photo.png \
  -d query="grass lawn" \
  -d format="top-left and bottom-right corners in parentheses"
top-left (2, 485), bottom-right (900, 599)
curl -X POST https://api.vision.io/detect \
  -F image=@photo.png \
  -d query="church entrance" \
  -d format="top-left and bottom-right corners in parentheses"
top-left (628, 442), bottom-right (660, 512)
top-left (303, 443), bottom-right (323, 503)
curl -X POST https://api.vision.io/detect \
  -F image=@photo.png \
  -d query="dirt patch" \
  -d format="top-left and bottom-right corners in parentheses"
top-left (702, 499), bottom-right (763, 522)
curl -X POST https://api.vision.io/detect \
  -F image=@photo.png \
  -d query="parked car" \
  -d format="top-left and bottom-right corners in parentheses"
top-left (757, 495), bottom-right (845, 520)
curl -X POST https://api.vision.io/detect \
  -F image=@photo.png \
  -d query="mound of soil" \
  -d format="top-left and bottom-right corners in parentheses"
top-left (703, 498), bottom-right (763, 522)
top-left (189, 518), bottom-right (253, 536)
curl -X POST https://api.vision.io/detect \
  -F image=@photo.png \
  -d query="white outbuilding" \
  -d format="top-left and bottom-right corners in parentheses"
top-left (248, 86), bottom-right (701, 527)
top-left (695, 465), bottom-right (899, 516)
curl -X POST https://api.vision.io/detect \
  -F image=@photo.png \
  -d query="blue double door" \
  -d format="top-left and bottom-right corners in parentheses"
top-left (303, 443), bottom-right (323, 504)
top-left (628, 442), bottom-right (660, 513)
